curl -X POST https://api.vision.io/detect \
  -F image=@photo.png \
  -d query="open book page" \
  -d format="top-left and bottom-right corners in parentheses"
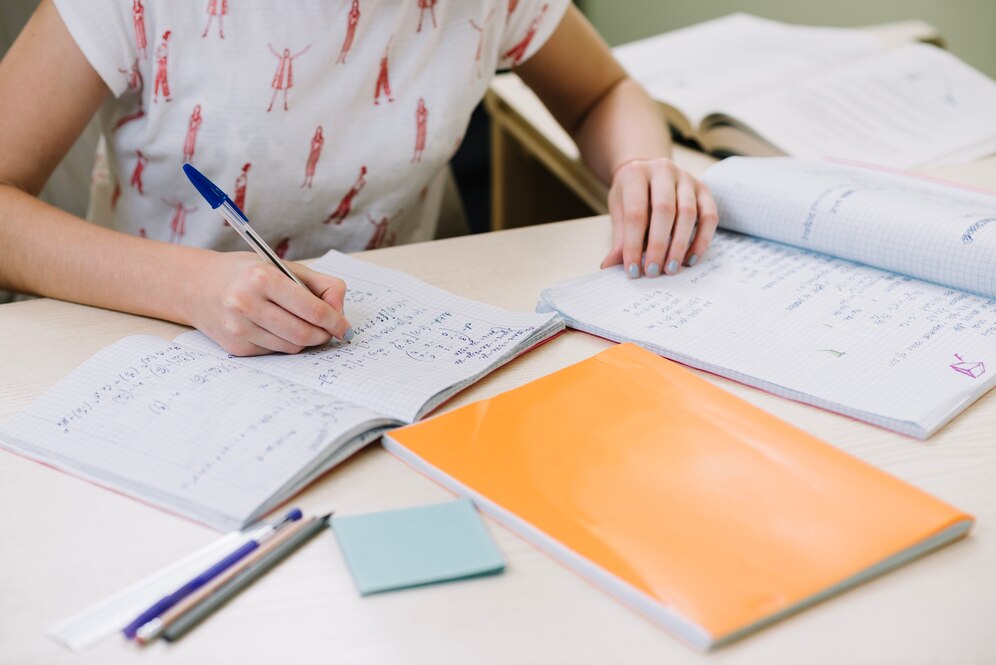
top-left (612, 13), bottom-right (882, 135)
top-left (0, 335), bottom-right (393, 531)
top-left (539, 234), bottom-right (996, 438)
top-left (704, 44), bottom-right (996, 168)
top-left (702, 157), bottom-right (996, 300)
top-left (176, 251), bottom-right (564, 424)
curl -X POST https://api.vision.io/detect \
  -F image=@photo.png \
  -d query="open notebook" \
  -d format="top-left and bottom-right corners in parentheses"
top-left (539, 157), bottom-right (996, 438)
top-left (0, 251), bottom-right (562, 531)
top-left (613, 14), bottom-right (996, 168)
top-left (384, 343), bottom-right (973, 649)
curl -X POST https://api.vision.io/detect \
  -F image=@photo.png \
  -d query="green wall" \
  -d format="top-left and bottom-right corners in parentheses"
top-left (579, 0), bottom-right (996, 80)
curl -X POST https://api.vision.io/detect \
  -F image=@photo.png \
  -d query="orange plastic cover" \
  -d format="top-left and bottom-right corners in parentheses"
top-left (387, 343), bottom-right (972, 641)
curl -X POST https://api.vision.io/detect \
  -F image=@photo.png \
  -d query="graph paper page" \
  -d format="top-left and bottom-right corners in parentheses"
top-left (539, 233), bottom-right (996, 437)
top-left (177, 251), bottom-right (563, 423)
top-left (710, 44), bottom-right (996, 168)
top-left (0, 335), bottom-right (390, 530)
top-left (703, 157), bottom-right (996, 301)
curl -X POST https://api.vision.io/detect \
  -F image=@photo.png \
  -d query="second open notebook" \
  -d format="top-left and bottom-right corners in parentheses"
top-left (539, 157), bottom-right (996, 438)
top-left (0, 252), bottom-right (563, 531)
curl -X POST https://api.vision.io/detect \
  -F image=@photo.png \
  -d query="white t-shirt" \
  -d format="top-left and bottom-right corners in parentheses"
top-left (54, 0), bottom-right (568, 260)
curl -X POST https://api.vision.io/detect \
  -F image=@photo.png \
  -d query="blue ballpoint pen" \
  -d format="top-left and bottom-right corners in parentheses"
top-left (122, 508), bottom-right (303, 640)
top-left (182, 163), bottom-right (307, 288)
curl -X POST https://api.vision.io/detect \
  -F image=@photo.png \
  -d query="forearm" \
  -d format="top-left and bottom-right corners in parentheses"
top-left (573, 77), bottom-right (673, 185)
top-left (0, 183), bottom-right (209, 325)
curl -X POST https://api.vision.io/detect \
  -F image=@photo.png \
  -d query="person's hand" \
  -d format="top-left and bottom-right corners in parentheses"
top-left (183, 251), bottom-right (352, 356)
top-left (601, 158), bottom-right (719, 278)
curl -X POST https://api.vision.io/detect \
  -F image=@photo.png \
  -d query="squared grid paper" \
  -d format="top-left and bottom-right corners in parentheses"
top-left (706, 158), bottom-right (996, 300)
top-left (542, 160), bottom-right (996, 438)
top-left (0, 335), bottom-right (390, 531)
top-left (0, 255), bottom-right (560, 530)
top-left (176, 251), bottom-right (563, 424)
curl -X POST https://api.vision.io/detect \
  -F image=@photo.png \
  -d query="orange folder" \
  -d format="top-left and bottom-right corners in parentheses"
top-left (383, 343), bottom-right (973, 649)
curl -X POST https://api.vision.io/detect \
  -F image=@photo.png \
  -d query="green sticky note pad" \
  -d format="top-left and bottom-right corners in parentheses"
top-left (332, 499), bottom-right (505, 595)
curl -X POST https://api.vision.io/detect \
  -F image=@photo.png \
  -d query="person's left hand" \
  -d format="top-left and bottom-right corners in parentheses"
top-left (601, 157), bottom-right (719, 278)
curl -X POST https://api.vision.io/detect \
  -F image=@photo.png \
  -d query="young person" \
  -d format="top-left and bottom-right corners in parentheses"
top-left (0, 0), bottom-right (717, 355)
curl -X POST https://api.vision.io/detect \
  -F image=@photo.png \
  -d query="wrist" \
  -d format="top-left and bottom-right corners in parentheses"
top-left (150, 244), bottom-right (216, 327)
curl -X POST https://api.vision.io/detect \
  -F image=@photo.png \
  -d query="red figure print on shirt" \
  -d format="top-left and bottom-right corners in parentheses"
top-left (365, 209), bottom-right (402, 250)
top-left (373, 37), bottom-right (394, 105)
top-left (183, 105), bottom-right (203, 163)
top-left (232, 162), bottom-right (251, 219)
top-left (153, 31), bottom-right (172, 103)
top-left (91, 151), bottom-right (108, 185)
top-left (469, 8), bottom-right (497, 77)
top-left (113, 60), bottom-right (145, 131)
top-left (132, 0), bottom-right (148, 58)
top-left (411, 97), bottom-right (428, 163)
top-left (417, 0), bottom-right (438, 32)
top-left (130, 150), bottom-right (148, 194)
top-left (301, 126), bottom-right (324, 188)
top-left (502, 3), bottom-right (548, 66)
top-left (163, 199), bottom-right (197, 243)
top-left (337, 0), bottom-right (360, 64)
top-left (274, 237), bottom-right (290, 259)
top-left (506, 0), bottom-right (520, 23)
top-left (324, 166), bottom-right (367, 225)
top-left (202, 0), bottom-right (228, 39)
top-left (111, 179), bottom-right (122, 210)
top-left (267, 43), bottom-right (310, 112)
top-left (120, 58), bottom-right (143, 91)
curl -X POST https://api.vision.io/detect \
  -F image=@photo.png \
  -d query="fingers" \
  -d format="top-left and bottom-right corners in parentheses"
top-left (242, 320), bottom-right (312, 356)
top-left (285, 263), bottom-right (352, 335)
top-left (619, 167), bottom-right (651, 278)
top-left (606, 158), bottom-right (719, 278)
top-left (685, 181), bottom-right (719, 267)
top-left (211, 261), bottom-right (353, 356)
top-left (292, 263), bottom-right (347, 312)
top-left (263, 264), bottom-right (353, 342)
top-left (643, 165), bottom-right (677, 277)
top-left (601, 185), bottom-right (625, 269)
top-left (663, 170), bottom-right (697, 274)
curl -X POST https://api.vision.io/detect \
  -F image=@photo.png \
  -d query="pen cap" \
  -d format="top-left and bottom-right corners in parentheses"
top-left (182, 164), bottom-right (226, 209)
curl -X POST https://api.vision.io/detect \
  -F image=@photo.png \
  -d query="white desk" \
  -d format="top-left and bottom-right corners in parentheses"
top-left (1, 214), bottom-right (995, 664)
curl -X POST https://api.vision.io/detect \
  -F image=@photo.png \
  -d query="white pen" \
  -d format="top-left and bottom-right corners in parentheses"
top-left (182, 162), bottom-right (307, 288)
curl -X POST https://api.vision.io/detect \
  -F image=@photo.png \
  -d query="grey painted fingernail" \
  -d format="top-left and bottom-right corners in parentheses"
top-left (343, 327), bottom-right (355, 342)
top-left (688, 254), bottom-right (699, 266)
top-left (646, 262), bottom-right (660, 277)
top-left (628, 263), bottom-right (640, 279)
top-left (666, 260), bottom-right (679, 274)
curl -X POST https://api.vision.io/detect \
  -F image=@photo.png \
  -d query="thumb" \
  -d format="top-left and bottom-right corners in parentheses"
top-left (601, 245), bottom-right (623, 270)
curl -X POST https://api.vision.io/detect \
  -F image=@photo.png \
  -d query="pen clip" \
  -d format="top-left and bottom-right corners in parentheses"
top-left (226, 196), bottom-right (250, 224)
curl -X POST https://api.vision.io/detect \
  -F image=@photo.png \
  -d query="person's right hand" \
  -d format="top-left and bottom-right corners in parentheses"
top-left (183, 251), bottom-right (353, 356)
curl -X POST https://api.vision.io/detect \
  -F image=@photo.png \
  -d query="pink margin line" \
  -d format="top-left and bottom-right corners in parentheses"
top-left (822, 156), bottom-right (996, 198)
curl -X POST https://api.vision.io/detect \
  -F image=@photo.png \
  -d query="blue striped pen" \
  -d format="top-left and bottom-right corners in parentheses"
top-left (122, 508), bottom-right (302, 640)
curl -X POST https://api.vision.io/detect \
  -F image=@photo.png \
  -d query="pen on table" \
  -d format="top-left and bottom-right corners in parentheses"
top-left (182, 163), bottom-right (307, 288)
top-left (135, 517), bottom-right (312, 644)
top-left (161, 513), bottom-right (332, 643)
top-left (122, 508), bottom-right (303, 640)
